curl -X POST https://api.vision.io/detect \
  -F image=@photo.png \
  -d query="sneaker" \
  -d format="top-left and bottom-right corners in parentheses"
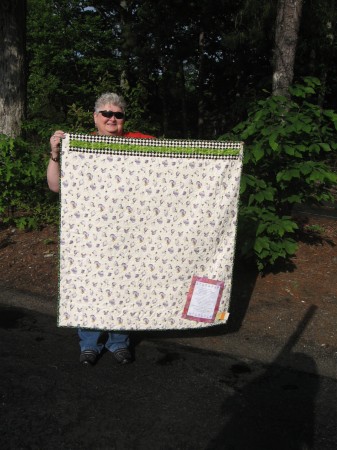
top-left (112, 348), bottom-right (132, 365)
top-left (80, 349), bottom-right (98, 366)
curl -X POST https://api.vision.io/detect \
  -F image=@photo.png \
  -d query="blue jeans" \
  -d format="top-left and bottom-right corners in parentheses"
top-left (78, 329), bottom-right (130, 354)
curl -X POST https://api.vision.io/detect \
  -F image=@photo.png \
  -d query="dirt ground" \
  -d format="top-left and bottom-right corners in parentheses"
top-left (0, 209), bottom-right (336, 348)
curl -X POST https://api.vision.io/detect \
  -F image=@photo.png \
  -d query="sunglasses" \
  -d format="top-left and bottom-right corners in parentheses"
top-left (99, 110), bottom-right (125, 119)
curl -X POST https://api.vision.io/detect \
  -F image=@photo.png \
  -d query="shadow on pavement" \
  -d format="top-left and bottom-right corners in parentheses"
top-left (206, 352), bottom-right (319, 450)
top-left (206, 305), bottom-right (321, 450)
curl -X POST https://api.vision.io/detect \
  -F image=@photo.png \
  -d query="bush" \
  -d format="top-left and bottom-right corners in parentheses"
top-left (220, 77), bottom-right (337, 271)
top-left (0, 134), bottom-right (57, 229)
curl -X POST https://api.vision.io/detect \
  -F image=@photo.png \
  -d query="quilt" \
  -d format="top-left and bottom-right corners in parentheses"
top-left (58, 133), bottom-right (243, 330)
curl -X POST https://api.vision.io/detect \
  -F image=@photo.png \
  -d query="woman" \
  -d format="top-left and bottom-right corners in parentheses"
top-left (47, 92), bottom-right (155, 366)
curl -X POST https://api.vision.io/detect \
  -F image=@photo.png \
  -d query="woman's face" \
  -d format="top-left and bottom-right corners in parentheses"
top-left (94, 103), bottom-right (125, 136)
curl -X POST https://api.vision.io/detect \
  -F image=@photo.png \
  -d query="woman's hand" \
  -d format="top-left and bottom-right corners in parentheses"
top-left (50, 130), bottom-right (65, 160)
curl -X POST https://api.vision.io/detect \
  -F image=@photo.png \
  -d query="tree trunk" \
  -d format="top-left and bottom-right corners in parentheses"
top-left (272, 0), bottom-right (303, 97)
top-left (0, 0), bottom-right (27, 137)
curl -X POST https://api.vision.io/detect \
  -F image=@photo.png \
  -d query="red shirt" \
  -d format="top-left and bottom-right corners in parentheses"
top-left (92, 131), bottom-right (155, 139)
top-left (122, 131), bottom-right (156, 139)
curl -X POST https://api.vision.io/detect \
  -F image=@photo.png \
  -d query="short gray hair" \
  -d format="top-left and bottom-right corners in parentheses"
top-left (94, 92), bottom-right (127, 113)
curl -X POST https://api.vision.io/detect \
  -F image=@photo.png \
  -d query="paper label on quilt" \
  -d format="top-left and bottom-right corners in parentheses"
top-left (183, 276), bottom-right (224, 323)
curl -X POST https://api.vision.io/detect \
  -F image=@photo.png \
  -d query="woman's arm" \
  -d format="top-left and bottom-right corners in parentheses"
top-left (47, 130), bottom-right (65, 193)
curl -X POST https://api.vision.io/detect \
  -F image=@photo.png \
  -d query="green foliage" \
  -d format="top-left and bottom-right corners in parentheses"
top-left (66, 104), bottom-right (94, 133)
top-left (221, 77), bottom-right (337, 271)
top-left (123, 84), bottom-right (159, 136)
top-left (0, 134), bottom-right (57, 229)
top-left (25, 0), bottom-right (279, 139)
top-left (303, 223), bottom-right (325, 234)
top-left (25, 0), bottom-right (337, 139)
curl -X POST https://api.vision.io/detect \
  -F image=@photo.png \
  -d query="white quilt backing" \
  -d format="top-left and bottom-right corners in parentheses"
top-left (58, 134), bottom-right (243, 330)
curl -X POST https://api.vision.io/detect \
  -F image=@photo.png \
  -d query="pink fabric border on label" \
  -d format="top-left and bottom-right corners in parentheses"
top-left (182, 276), bottom-right (225, 323)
